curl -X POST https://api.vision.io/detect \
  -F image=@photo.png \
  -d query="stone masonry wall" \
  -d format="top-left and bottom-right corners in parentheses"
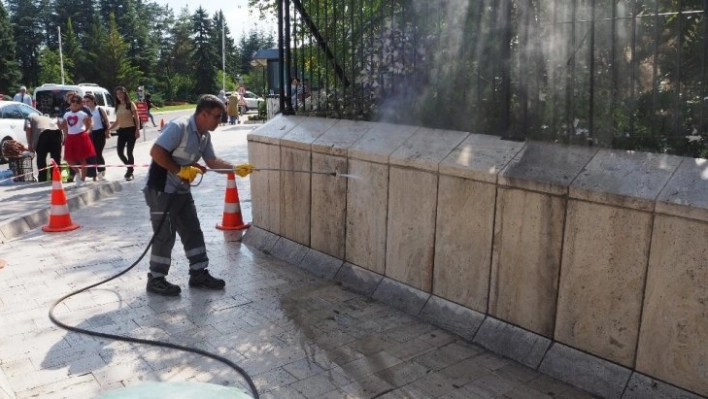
top-left (246, 115), bottom-right (708, 399)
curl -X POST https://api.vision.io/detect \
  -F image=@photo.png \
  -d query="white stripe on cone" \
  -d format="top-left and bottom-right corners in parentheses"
top-left (51, 205), bottom-right (70, 215)
top-left (224, 203), bottom-right (241, 213)
top-left (227, 179), bottom-right (236, 188)
top-left (52, 181), bottom-right (63, 189)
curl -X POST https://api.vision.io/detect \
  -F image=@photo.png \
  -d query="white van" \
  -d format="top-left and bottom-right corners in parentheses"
top-left (33, 83), bottom-right (116, 123)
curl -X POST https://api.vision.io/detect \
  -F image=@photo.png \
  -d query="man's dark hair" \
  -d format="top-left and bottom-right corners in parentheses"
top-left (195, 94), bottom-right (226, 115)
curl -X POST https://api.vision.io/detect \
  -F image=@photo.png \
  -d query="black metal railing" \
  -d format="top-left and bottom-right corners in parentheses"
top-left (275, 0), bottom-right (708, 158)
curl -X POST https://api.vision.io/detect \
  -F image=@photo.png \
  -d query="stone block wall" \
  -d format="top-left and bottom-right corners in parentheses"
top-left (246, 115), bottom-right (708, 398)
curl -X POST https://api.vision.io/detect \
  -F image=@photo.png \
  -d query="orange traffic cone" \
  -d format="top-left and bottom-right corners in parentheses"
top-left (42, 163), bottom-right (80, 232)
top-left (159, 119), bottom-right (164, 131)
top-left (216, 173), bottom-right (250, 231)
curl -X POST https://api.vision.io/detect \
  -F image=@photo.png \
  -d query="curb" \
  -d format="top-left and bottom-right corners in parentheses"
top-left (0, 181), bottom-right (123, 242)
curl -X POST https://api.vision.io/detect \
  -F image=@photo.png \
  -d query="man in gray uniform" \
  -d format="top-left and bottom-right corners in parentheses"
top-left (143, 94), bottom-right (237, 296)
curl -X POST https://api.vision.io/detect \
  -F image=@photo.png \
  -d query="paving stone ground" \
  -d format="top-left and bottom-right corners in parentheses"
top-left (0, 125), bottom-right (598, 398)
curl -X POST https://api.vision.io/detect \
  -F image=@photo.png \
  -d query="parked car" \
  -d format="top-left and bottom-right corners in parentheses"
top-left (225, 90), bottom-right (264, 113)
top-left (0, 101), bottom-right (41, 163)
top-left (34, 83), bottom-right (116, 123)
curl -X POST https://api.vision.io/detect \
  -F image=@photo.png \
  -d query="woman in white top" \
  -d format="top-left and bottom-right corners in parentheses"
top-left (83, 93), bottom-right (111, 180)
top-left (60, 94), bottom-right (95, 186)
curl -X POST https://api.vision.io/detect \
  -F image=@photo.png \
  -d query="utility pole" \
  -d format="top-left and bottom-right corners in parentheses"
top-left (222, 15), bottom-right (226, 92)
top-left (58, 27), bottom-right (65, 85)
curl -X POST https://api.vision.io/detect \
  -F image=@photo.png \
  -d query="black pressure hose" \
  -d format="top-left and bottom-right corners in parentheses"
top-left (48, 193), bottom-right (260, 399)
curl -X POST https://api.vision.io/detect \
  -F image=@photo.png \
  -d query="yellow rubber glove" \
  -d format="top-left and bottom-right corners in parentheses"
top-left (234, 162), bottom-right (255, 178)
top-left (176, 166), bottom-right (203, 183)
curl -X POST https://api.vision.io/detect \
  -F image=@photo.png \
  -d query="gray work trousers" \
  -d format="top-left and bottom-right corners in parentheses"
top-left (143, 187), bottom-right (209, 276)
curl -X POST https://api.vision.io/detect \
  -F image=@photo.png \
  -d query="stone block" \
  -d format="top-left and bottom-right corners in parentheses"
top-left (499, 141), bottom-right (597, 195)
top-left (22, 209), bottom-right (49, 230)
top-left (345, 159), bottom-right (389, 274)
top-left (348, 123), bottom-right (419, 164)
top-left (555, 200), bottom-right (651, 367)
top-left (439, 133), bottom-right (524, 184)
top-left (389, 127), bottom-right (468, 171)
top-left (433, 175), bottom-right (496, 313)
top-left (489, 187), bottom-right (565, 337)
top-left (298, 249), bottom-right (344, 280)
top-left (419, 296), bottom-right (485, 342)
top-left (635, 215), bottom-right (708, 397)
top-left (248, 141), bottom-right (281, 233)
top-left (538, 343), bottom-right (632, 399)
top-left (0, 218), bottom-right (31, 241)
top-left (385, 167), bottom-right (437, 292)
top-left (310, 153), bottom-right (347, 259)
top-left (270, 237), bottom-right (309, 266)
top-left (280, 117), bottom-right (337, 151)
top-left (623, 373), bottom-right (706, 399)
top-left (656, 158), bottom-right (708, 223)
top-left (473, 317), bottom-right (551, 369)
top-left (247, 114), bottom-right (305, 145)
top-left (372, 278), bottom-right (430, 316)
top-left (570, 149), bottom-right (682, 211)
top-left (312, 119), bottom-right (374, 156)
top-left (280, 147), bottom-right (311, 246)
top-left (241, 226), bottom-right (279, 254)
top-left (334, 262), bottom-right (383, 297)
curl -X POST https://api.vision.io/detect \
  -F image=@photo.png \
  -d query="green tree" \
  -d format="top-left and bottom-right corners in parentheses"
top-left (83, 11), bottom-right (109, 85)
top-left (61, 18), bottom-right (80, 83)
top-left (0, 1), bottom-right (21, 94)
top-left (102, 12), bottom-right (142, 91)
top-left (53, 0), bottom-right (95, 47)
top-left (238, 29), bottom-right (275, 76)
top-left (37, 47), bottom-right (64, 84)
top-left (7, 0), bottom-right (44, 87)
top-left (191, 6), bottom-right (217, 96)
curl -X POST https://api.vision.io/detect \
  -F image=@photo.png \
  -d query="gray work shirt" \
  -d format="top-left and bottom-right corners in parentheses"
top-left (146, 115), bottom-right (216, 194)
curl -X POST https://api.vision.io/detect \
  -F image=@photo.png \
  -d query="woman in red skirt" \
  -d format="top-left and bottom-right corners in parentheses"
top-left (60, 94), bottom-right (96, 186)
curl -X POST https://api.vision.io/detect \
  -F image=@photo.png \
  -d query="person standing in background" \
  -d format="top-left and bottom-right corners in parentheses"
top-left (110, 86), bottom-right (140, 181)
top-left (227, 91), bottom-right (240, 125)
top-left (145, 93), bottom-right (159, 127)
top-left (83, 93), bottom-right (111, 180)
top-left (26, 114), bottom-right (62, 182)
top-left (13, 86), bottom-right (32, 106)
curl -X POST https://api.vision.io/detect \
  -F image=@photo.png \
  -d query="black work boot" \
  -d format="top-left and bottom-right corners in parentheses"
top-left (146, 273), bottom-right (181, 296)
top-left (188, 269), bottom-right (225, 290)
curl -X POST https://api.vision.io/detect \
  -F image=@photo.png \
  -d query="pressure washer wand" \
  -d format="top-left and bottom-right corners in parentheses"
top-left (207, 167), bottom-right (338, 176)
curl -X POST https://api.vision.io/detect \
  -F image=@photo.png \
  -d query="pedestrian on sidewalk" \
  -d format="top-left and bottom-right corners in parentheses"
top-left (143, 94), bottom-right (240, 296)
top-left (227, 91), bottom-right (240, 124)
top-left (145, 93), bottom-right (159, 127)
top-left (110, 86), bottom-right (140, 181)
top-left (25, 114), bottom-right (62, 182)
top-left (60, 91), bottom-right (96, 182)
top-left (59, 94), bottom-right (95, 186)
top-left (83, 93), bottom-right (111, 180)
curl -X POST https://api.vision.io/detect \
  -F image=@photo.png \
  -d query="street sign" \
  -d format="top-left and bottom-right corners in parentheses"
top-left (135, 101), bottom-right (148, 122)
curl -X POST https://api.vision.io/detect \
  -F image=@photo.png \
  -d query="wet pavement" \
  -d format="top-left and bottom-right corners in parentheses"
top-left (0, 122), bottom-right (597, 398)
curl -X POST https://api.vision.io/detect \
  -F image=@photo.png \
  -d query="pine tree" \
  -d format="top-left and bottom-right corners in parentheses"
top-left (37, 47), bottom-right (64, 84)
top-left (83, 11), bottom-right (109, 85)
top-left (102, 12), bottom-right (142, 91)
top-left (7, 0), bottom-right (44, 87)
top-left (0, 1), bottom-right (21, 94)
top-left (61, 18), bottom-right (80, 83)
top-left (191, 6), bottom-right (217, 96)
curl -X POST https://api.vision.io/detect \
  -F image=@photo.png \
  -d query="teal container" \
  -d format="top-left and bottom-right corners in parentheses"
top-left (94, 382), bottom-right (252, 399)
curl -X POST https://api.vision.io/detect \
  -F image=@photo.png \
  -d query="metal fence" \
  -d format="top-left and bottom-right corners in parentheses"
top-left (275, 0), bottom-right (708, 158)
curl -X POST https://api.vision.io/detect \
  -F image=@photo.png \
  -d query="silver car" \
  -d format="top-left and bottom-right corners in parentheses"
top-left (0, 101), bottom-right (41, 163)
